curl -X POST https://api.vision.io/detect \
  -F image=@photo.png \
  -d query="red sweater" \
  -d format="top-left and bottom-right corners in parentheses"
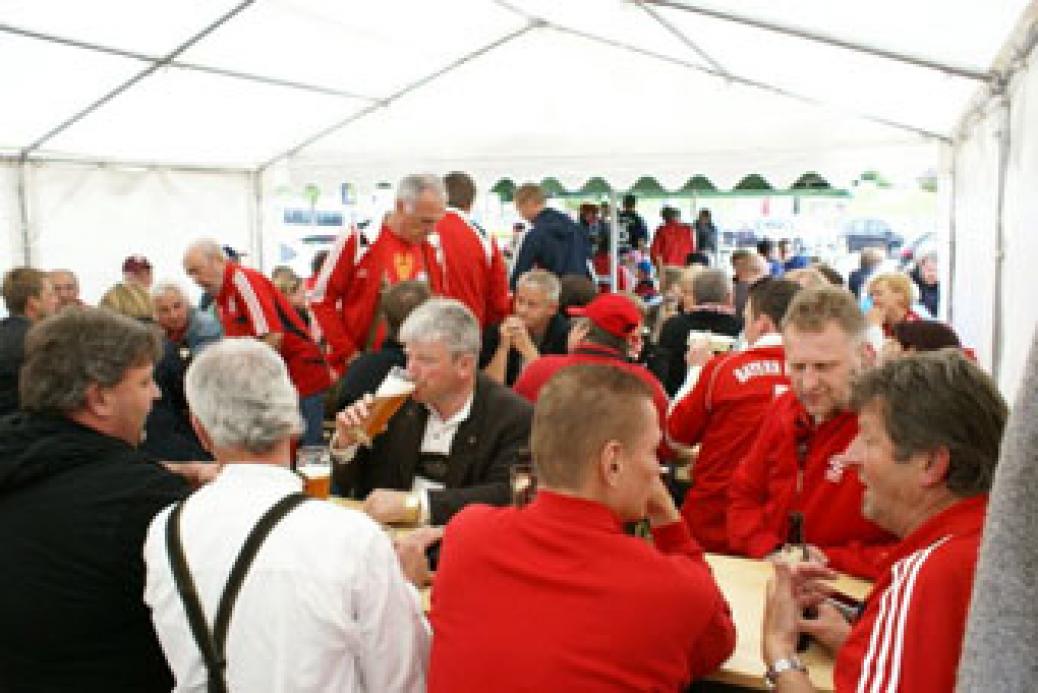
top-left (435, 209), bottom-right (510, 328)
top-left (513, 343), bottom-right (673, 460)
top-left (428, 491), bottom-right (736, 692)
top-left (727, 391), bottom-right (896, 578)
top-left (667, 338), bottom-right (789, 552)
top-left (310, 225), bottom-right (444, 370)
top-left (650, 221), bottom-right (695, 267)
top-left (835, 496), bottom-right (987, 692)
top-left (215, 263), bottom-right (330, 396)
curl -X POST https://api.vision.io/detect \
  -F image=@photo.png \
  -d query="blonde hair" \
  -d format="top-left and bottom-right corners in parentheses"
top-left (514, 183), bottom-right (546, 207)
top-left (868, 272), bottom-right (915, 309)
top-left (99, 282), bottom-right (153, 322)
top-left (782, 285), bottom-right (864, 339)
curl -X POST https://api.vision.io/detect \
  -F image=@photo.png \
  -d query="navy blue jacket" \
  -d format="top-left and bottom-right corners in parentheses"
top-left (510, 208), bottom-right (591, 287)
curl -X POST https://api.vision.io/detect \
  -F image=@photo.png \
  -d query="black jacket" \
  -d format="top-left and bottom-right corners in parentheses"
top-left (335, 373), bottom-right (533, 525)
top-left (510, 208), bottom-right (591, 288)
top-left (654, 309), bottom-right (743, 396)
top-left (0, 315), bottom-right (30, 417)
top-left (0, 412), bottom-right (189, 692)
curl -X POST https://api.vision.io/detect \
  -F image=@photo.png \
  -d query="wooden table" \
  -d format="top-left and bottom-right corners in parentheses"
top-left (329, 498), bottom-right (871, 691)
top-left (704, 554), bottom-right (871, 691)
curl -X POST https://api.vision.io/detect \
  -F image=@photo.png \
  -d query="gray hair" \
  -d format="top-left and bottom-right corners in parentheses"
top-left (398, 298), bottom-right (480, 357)
top-left (151, 281), bottom-right (188, 301)
top-left (692, 268), bottom-right (731, 305)
top-left (184, 238), bottom-right (224, 261)
top-left (185, 338), bottom-right (304, 455)
top-left (516, 269), bottom-right (561, 303)
top-left (396, 174), bottom-right (446, 210)
top-left (20, 307), bottom-right (162, 414)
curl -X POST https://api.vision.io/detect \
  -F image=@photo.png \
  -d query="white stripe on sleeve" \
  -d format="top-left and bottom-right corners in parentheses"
top-left (232, 269), bottom-right (269, 335)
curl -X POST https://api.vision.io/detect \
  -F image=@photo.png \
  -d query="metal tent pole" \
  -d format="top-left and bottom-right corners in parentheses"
top-left (16, 157), bottom-right (31, 265)
top-left (991, 93), bottom-right (1011, 382)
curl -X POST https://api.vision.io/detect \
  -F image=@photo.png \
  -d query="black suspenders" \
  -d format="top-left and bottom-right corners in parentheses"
top-left (165, 492), bottom-right (310, 692)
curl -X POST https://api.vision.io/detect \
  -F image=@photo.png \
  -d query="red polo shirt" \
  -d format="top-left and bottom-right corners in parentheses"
top-left (215, 263), bottom-right (330, 397)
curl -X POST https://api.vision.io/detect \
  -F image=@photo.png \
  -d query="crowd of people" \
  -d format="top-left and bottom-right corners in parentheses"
top-left (0, 171), bottom-right (1010, 692)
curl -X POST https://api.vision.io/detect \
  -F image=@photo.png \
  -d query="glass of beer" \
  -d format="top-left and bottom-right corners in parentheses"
top-left (297, 446), bottom-right (331, 499)
top-left (510, 463), bottom-right (537, 507)
top-left (354, 367), bottom-right (416, 445)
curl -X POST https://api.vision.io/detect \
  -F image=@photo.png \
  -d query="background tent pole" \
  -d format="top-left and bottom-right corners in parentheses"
top-left (992, 93), bottom-right (1011, 382)
top-left (250, 171), bottom-right (265, 272)
top-left (609, 189), bottom-right (619, 291)
top-left (16, 157), bottom-right (30, 266)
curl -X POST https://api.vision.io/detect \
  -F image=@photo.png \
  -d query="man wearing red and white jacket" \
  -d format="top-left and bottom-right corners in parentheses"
top-left (728, 287), bottom-right (896, 579)
top-left (649, 206), bottom-right (695, 270)
top-left (435, 172), bottom-right (510, 328)
top-left (183, 239), bottom-right (330, 445)
top-left (429, 365), bottom-right (734, 692)
top-left (310, 174), bottom-right (446, 374)
top-left (668, 278), bottom-right (800, 552)
top-left (762, 350), bottom-right (1007, 692)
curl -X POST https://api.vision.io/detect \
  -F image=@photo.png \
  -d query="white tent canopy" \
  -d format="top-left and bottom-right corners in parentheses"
top-left (2, 0), bottom-right (1037, 397)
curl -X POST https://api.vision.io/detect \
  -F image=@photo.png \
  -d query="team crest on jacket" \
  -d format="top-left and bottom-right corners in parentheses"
top-left (825, 454), bottom-right (847, 483)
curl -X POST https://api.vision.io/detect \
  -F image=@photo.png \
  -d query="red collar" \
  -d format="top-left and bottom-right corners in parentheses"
top-left (528, 490), bottom-right (624, 533)
top-left (882, 495), bottom-right (988, 573)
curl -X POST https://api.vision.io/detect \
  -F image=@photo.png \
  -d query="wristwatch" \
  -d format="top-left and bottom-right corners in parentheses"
top-left (764, 655), bottom-right (807, 689)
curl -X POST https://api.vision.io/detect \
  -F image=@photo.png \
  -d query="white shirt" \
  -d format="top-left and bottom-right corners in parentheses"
top-left (413, 394), bottom-right (473, 521)
top-left (143, 464), bottom-right (429, 693)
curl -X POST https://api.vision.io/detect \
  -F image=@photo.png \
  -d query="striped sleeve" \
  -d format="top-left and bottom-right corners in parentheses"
top-left (231, 268), bottom-right (275, 335)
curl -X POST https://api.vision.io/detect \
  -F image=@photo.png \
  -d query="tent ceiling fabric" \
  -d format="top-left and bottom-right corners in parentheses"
top-left (0, 0), bottom-right (1031, 177)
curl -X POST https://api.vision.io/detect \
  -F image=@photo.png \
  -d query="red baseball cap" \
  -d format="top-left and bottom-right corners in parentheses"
top-left (568, 293), bottom-right (642, 338)
top-left (122, 255), bottom-right (152, 273)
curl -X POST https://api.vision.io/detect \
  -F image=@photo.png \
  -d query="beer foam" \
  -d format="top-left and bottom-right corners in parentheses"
top-left (376, 372), bottom-right (416, 397)
top-left (298, 465), bottom-right (330, 480)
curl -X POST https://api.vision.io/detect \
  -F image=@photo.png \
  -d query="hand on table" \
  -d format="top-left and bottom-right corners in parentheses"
top-left (363, 489), bottom-right (416, 524)
top-left (394, 526), bottom-right (443, 588)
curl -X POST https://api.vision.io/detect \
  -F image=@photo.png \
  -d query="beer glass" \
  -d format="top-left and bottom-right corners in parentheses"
top-left (687, 330), bottom-right (736, 354)
top-left (510, 463), bottom-right (537, 507)
top-left (353, 367), bottom-right (416, 445)
top-left (297, 445), bottom-right (331, 499)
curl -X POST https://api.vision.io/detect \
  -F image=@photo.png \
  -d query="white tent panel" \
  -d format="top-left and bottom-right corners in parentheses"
top-left (658, 0), bottom-right (1027, 73)
top-left (0, 0), bottom-right (245, 56)
top-left (0, 163), bottom-right (21, 281)
top-left (180, 0), bottom-right (521, 98)
top-left (656, 8), bottom-right (980, 136)
top-left (950, 107), bottom-right (1001, 374)
top-left (24, 163), bottom-right (253, 304)
top-left (289, 28), bottom-right (938, 191)
top-left (998, 45), bottom-right (1038, 402)
top-left (39, 67), bottom-right (367, 167)
top-left (0, 32), bottom-right (143, 151)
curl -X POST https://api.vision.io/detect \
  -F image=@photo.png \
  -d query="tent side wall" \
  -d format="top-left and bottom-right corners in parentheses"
top-left (21, 163), bottom-right (255, 304)
top-left (1, 163), bottom-right (23, 283)
top-left (952, 36), bottom-right (1038, 403)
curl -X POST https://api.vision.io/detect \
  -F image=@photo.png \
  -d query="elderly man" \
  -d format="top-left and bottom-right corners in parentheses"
top-left (509, 183), bottom-right (591, 288)
top-left (143, 338), bottom-right (430, 692)
top-left (761, 350), bottom-right (1007, 691)
top-left (728, 287), bottom-right (896, 579)
top-left (668, 278), bottom-right (801, 553)
top-left (435, 172), bottom-right (510, 328)
top-left (151, 281), bottom-right (222, 357)
top-left (0, 308), bottom-right (190, 691)
top-left (47, 268), bottom-right (85, 309)
top-left (334, 298), bottom-right (532, 526)
top-left (656, 267), bottom-right (743, 395)
top-left (1, 267), bottom-right (58, 416)
top-left (482, 269), bottom-right (570, 386)
top-left (428, 365), bottom-right (735, 691)
top-left (184, 239), bottom-right (330, 445)
top-left (311, 174), bottom-right (447, 373)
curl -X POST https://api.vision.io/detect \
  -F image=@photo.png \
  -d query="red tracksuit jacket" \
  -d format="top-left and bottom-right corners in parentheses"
top-left (435, 209), bottom-right (510, 328)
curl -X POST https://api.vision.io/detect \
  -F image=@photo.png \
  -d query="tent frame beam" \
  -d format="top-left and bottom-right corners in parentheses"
top-left (19, 0), bottom-right (257, 157)
top-left (259, 21), bottom-right (540, 169)
top-left (0, 22), bottom-right (381, 102)
top-left (634, 1), bottom-right (729, 78)
top-left (638, 0), bottom-right (991, 82)
top-left (0, 154), bottom-right (253, 176)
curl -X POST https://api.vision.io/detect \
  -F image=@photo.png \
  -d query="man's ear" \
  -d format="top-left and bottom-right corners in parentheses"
top-left (189, 414), bottom-right (214, 455)
top-left (919, 447), bottom-right (951, 488)
top-left (83, 382), bottom-right (112, 418)
top-left (597, 440), bottom-right (624, 489)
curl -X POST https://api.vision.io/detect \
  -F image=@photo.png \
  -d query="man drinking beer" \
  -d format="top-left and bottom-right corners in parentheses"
top-left (333, 299), bottom-right (533, 525)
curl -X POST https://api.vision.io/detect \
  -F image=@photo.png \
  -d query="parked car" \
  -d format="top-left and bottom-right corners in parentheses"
top-left (840, 218), bottom-right (904, 253)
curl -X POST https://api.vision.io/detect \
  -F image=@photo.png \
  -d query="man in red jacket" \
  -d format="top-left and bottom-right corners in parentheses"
top-left (435, 172), bottom-right (510, 328)
top-left (310, 174), bottom-right (446, 374)
top-left (668, 278), bottom-right (800, 552)
top-left (728, 286), bottom-right (896, 579)
top-left (184, 239), bottom-right (330, 445)
top-left (761, 350), bottom-right (1007, 692)
top-left (649, 206), bottom-right (695, 270)
top-left (429, 365), bottom-right (734, 692)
